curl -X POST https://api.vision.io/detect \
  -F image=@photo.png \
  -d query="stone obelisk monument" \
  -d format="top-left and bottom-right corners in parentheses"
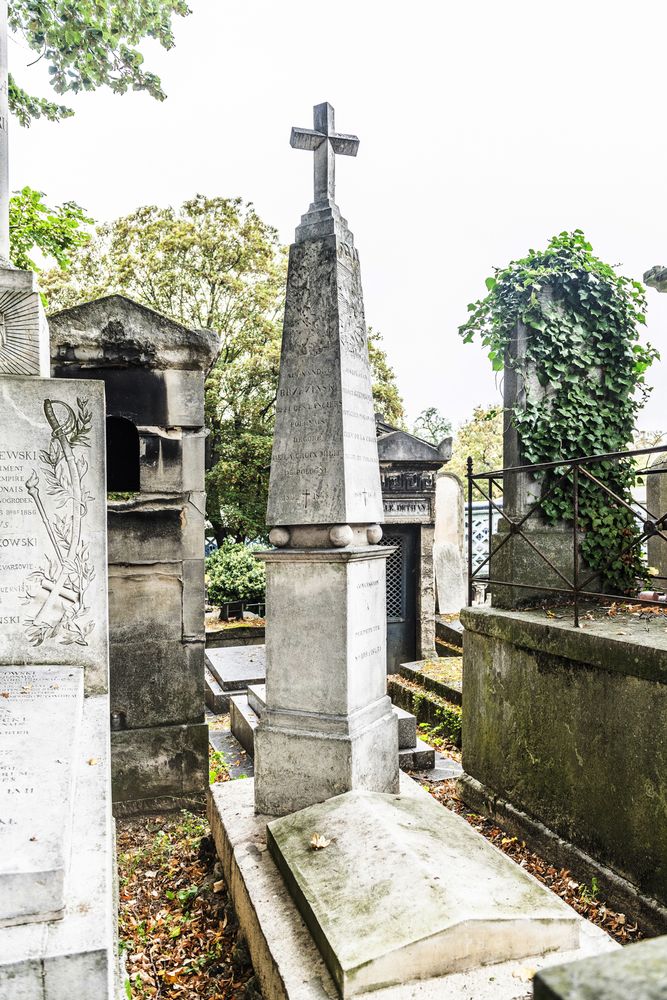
top-left (254, 102), bottom-right (399, 815)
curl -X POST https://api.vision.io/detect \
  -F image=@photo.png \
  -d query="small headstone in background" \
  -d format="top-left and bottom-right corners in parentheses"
top-left (434, 470), bottom-right (466, 614)
top-left (646, 454), bottom-right (667, 586)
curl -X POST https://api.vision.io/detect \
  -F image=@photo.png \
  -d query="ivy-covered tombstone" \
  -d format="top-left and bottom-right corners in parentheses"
top-left (460, 230), bottom-right (658, 602)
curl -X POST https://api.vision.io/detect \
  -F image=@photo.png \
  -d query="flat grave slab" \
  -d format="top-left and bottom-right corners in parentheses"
top-left (208, 775), bottom-right (617, 1000)
top-left (0, 691), bottom-right (114, 993)
top-left (268, 786), bottom-right (580, 997)
top-left (534, 934), bottom-right (667, 1000)
top-left (0, 665), bottom-right (83, 926)
top-left (205, 645), bottom-right (266, 689)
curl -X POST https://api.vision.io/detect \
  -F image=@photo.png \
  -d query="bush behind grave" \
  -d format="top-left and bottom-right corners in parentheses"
top-left (205, 539), bottom-right (266, 607)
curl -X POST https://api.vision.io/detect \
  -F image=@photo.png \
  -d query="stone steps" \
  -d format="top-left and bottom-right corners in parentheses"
top-left (388, 662), bottom-right (463, 748)
top-left (435, 615), bottom-right (464, 648)
top-left (435, 617), bottom-right (464, 659)
top-left (399, 661), bottom-right (462, 706)
top-left (229, 684), bottom-right (436, 772)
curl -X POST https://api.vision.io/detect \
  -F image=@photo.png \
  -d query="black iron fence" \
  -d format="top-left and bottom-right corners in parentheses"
top-left (467, 444), bottom-right (667, 627)
top-left (216, 600), bottom-right (266, 621)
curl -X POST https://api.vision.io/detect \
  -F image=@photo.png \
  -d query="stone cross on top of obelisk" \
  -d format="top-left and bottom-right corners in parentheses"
top-left (291, 102), bottom-right (359, 206)
top-left (290, 102), bottom-right (359, 243)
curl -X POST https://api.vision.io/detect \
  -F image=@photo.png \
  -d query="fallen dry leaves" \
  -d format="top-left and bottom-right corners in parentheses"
top-left (117, 811), bottom-right (260, 999)
top-left (426, 780), bottom-right (642, 946)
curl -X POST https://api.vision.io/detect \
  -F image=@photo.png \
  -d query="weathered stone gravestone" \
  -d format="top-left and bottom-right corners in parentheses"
top-left (0, 17), bottom-right (115, 987)
top-left (50, 294), bottom-right (218, 814)
top-left (433, 470), bottom-right (466, 614)
top-left (490, 290), bottom-right (597, 606)
top-left (646, 452), bottom-right (667, 584)
top-left (643, 268), bottom-right (667, 589)
top-left (0, 344), bottom-right (115, 997)
top-left (207, 103), bottom-right (615, 1000)
top-left (254, 102), bottom-right (398, 816)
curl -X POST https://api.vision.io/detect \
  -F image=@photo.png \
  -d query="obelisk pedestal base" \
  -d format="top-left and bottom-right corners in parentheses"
top-left (253, 546), bottom-right (399, 816)
top-left (255, 700), bottom-right (398, 816)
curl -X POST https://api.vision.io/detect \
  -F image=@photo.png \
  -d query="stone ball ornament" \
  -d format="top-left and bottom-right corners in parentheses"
top-left (269, 527), bottom-right (291, 548)
top-left (329, 524), bottom-right (354, 548)
top-left (366, 524), bottom-right (383, 544)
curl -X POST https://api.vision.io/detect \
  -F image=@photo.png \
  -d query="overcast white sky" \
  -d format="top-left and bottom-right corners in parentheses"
top-left (9, 0), bottom-right (667, 432)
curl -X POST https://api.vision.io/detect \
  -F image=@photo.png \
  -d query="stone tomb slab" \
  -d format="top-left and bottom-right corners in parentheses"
top-left (205, 645), bottom-right (266, 690)
top-left (208, 775), bottom-right (617, 1000)
top-left (267, 788), bottom-right (580, 997)
top-left (0, 377), bottom-right (108, 691)
top-left (0, 665), bottom-right (83, 926)
top-left (0, 689), bottom-right (115, 995)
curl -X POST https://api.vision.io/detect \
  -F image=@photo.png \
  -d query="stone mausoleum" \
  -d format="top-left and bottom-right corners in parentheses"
top-left (375, 415), bottom-right (451, 670)
top-left (49, 294), bottom-right (218, 814)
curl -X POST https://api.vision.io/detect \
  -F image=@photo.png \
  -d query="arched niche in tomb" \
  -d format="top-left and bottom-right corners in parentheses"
top-left (106, 415), bottom-right (140, 492)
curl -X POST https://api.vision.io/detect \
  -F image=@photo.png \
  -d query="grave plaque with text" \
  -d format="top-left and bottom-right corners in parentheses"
top-left (0, 665), bottom-right (83, 925)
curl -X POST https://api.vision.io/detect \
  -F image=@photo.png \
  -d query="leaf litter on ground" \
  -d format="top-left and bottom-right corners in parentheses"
top-left (117, 810), bottom-right (261, 999)
top-left (425, 779), bottom-right (642, 946)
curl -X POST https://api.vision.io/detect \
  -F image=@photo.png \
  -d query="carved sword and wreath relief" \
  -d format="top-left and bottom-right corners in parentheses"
top-left (20, 397), bottom-right (96, 647)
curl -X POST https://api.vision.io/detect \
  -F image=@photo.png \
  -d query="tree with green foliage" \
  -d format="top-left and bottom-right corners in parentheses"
top-left (448, 405), bottom-right (503, 485)
top-left (7, 1), bottom-right (187, 281)
top-left (9, 186), bottom-right (91, 273)
top-left (368, 328), bottom-right (405, 427)
top-left (460, 230), bottom-right (658, 593)
top-left (44, 195), bottom-right (285, 544)
top-left (8, 0), bottom-right (189, 125)
top-left (412, 406), bottom-right (451, 445)
top-left (44, 196), bottom-right (405, 544)
top-left (205, 539), bottom-right (266, 608)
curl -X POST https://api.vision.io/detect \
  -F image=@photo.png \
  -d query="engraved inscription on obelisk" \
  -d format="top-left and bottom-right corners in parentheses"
top-left (266, 103), bottom-right (383, 530)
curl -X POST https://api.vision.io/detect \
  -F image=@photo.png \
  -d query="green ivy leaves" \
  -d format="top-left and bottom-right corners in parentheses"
top-left (460, 230), bottom-right (659, 594)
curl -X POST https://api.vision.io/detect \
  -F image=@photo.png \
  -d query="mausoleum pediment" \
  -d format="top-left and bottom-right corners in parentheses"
top-left (49, 294), bottom-right (220, 373)
top-left (376, 427), bottom-right (452, 465)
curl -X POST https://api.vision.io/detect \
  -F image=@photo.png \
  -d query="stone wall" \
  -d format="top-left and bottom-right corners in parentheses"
top-left (460, 607), bottom-right (667, 913)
